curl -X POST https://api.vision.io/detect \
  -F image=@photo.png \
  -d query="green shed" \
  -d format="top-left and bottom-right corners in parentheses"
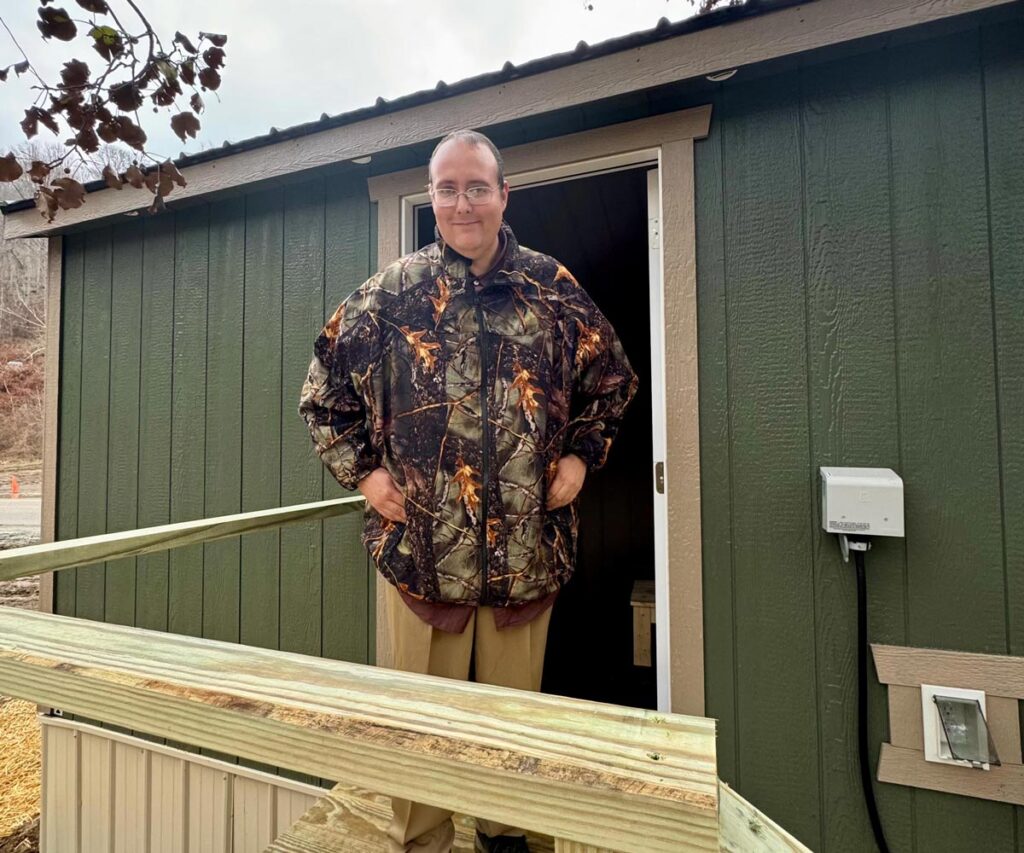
top-left (2, 0), bottom-right (1022, 850)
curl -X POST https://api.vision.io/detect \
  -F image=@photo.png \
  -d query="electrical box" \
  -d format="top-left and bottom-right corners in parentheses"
top-left (819, 467), bottom-right (904, 538)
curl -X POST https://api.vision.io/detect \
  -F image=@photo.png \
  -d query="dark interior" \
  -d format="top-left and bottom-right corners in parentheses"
top-left (415, 166), bottom-right (657, 709)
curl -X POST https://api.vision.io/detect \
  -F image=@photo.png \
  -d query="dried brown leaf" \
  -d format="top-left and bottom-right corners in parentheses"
top-left (201, 32), bottom-right (227, 47)
top-left (160, 159), bottom-right (186, 188)
top-left (180, 58), bottom-right (196, 86)
top-left (36, 187), bottom-right (59, 222)
top-left (37, 7), bottom-right (77, 41)
top-left (202, 46), bottom-right (225, 69)
top-left (28, 161), bottom-right (51, 183)
top-left (21, 107), bottom-right (60, 138)
top-left (50, 176), bottom-right (86, 210)
top-left (0, 153), bottom-right (24, 182)
top-left (189, 92), bottom-right (204, 114)
top-left (170, 112), bottom-right (200, 142)
top-left (102, 164), bottom-right (122, 189)
top-left (75, 0), bottom-right (110, 11)
top-left (109, 81), bottom-right (143, 111)
top-left (113, 115), bottom-right (146, 150)
top-left (59, 59), bottom-right (90, 89)
top-left (74, 125), bottom-right (100, 153)
top-left (174, 31), bottom-right (198, 54)
top-left (122, 164), bottom-right (145, 188)
top-left (198, 66), bottom-right (220, 91)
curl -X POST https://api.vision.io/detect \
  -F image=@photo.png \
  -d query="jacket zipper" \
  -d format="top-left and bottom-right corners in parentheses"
top-left (473, 279), bottom-right (491, 606)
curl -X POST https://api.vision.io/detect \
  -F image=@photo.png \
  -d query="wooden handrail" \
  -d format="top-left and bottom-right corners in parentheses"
top-left (0, 607), bottom-right (720, 852)
top-left (0, 495), bottom-right (365, 582)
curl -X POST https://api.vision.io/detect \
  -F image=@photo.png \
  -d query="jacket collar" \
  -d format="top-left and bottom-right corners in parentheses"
top-left (433, 220), bottom-right (520, 286)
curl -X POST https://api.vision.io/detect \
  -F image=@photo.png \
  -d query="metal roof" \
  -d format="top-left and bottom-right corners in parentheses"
top-left (1, 0), bottom-right (800, 214)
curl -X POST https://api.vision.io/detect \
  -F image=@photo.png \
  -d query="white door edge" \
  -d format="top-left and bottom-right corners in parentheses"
top-left (647, 164), bottom-right (672, 712)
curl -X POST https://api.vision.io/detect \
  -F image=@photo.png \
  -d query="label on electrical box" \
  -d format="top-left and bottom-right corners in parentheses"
top-left (830, 520), bottom-right (870, 531)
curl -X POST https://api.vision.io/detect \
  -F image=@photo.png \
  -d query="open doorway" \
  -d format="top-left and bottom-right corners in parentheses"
top-left (414, 166), bottom-right (658, 709)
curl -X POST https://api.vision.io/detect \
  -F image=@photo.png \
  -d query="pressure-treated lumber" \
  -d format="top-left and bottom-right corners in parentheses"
top-left (265, 782), bottom-right (554, 853)
top-left (717, 782), bottom-right (811, 852)
top-left (0, 608), bottom-right (718, 852)
top-left (0, 495), bottom-right (365, 583)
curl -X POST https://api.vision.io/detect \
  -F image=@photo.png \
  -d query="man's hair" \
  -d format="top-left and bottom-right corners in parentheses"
top-left (427, 129), bottom-right (505, 187)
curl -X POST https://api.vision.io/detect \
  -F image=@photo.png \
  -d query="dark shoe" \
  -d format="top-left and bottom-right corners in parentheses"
top-left (474, 829), bottom-right (530, 853)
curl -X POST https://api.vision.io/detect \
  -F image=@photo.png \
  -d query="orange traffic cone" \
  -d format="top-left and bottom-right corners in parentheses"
top-left (10, 475), bottom-right (20, 500)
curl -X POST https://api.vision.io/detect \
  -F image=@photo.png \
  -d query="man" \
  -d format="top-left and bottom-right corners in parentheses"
top-left (298, 129), bottom-right (638, 853)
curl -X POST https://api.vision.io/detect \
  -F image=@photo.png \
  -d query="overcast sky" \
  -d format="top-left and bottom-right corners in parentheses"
top-left (1, 0), bottom-right (703, 161)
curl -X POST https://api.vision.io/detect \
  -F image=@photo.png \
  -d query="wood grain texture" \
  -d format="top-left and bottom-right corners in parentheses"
top-left (169, 205), bottom-right (210, 641)
top-left (4, 0), bottom-right (1015, 237)
top-left (135, 216), bottom-right (176, 634)
top-left (104, 222), bottom-right (144, 629)
top-left (240, 187), bottom-right (284, 665)
top-left (279, 180), bottom-right (328, 787)
top-left (321, 172), bottom-right (374, 671)
top-left (54, 234), bottom-right (84, 619)
top-left (717, 72), bottom-right (820, 850)
top-left (39, 235), bottom-right (61, 613)
top-left (0, 496), bottom-right (364, 583)
top-left (265, 782), bottom-right (558, 853)
top-left (886, 29), bottom-right (1017, 851)
top-left (0, 608), bottom-right (718, 852)
top-left (799, 51), bottom-right (912, 853)
top-left (75, 227), bottom-right (113, 623)
top-left (202, 196), bottom-right (247, 650)
top-left (878, 744), bottom-right (1024, 806)
top-left (718, 782), bottom-right (811, 853)
top-left (873, 644), bottom-right (1024, 698)
top-left (692, 91), bottom-right (737, 788)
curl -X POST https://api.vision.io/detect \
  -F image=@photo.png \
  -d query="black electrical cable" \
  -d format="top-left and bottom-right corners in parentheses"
top-left (855, 546), bottom-right (891, 853)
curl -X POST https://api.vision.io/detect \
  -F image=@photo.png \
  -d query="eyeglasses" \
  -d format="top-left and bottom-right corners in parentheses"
top-left (428, 185), bottom-right (499, 207)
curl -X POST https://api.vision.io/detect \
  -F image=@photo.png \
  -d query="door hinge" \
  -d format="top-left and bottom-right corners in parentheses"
top-left (649, 216), bottom-right (660, 250)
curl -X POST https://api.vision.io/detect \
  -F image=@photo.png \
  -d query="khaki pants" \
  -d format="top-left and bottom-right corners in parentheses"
top-left (384, 581), bottom-right (552, 853)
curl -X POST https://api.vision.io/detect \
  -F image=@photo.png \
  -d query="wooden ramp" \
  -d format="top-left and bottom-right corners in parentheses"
top-left (265, 782), bottom-right (555, 852)
top-left (0, 497), bottom-right (810, 853)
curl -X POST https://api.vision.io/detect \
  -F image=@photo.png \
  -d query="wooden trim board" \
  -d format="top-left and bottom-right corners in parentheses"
top-left (0, 607), bottom-right (719, 852)
top-left (367, 106), bottom-right (710, 717)
top-left (873, 644), bottom-right (1024, 806)
top-left (2, 0), bottom-right (1014, 238)
top-left (878, 744), bottom-right (1024, 807)
top-left (873, 643), bottom-right (1024, 698)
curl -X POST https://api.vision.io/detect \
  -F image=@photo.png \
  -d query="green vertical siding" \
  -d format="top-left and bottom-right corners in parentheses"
top-left (697, 21), bottom-right (1024, 853)
top-left (54, 176), bottom-right (375, 691)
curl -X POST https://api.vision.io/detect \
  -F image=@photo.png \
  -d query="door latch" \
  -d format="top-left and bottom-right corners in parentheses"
top-left (655, 461), bottom-right (665, 494)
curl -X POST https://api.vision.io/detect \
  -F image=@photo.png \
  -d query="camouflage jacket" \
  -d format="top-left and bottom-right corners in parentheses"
top-left (298, 220), bottom-right (638, 607)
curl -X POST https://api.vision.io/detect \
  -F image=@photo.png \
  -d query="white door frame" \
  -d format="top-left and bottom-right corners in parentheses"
top-left (368, 106), bottom-right (711, 716)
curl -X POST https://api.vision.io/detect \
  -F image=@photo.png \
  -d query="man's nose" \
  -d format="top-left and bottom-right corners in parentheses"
top-left (455, 191), bottom-right (473, 214)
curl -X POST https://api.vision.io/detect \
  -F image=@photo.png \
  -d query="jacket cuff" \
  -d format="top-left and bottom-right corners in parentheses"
top-left (564, 432), bottom-right (609, 473)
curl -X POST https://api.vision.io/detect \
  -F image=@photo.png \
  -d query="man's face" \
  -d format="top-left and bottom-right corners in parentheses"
top-left (429, 139), bottom-right (509, 263)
